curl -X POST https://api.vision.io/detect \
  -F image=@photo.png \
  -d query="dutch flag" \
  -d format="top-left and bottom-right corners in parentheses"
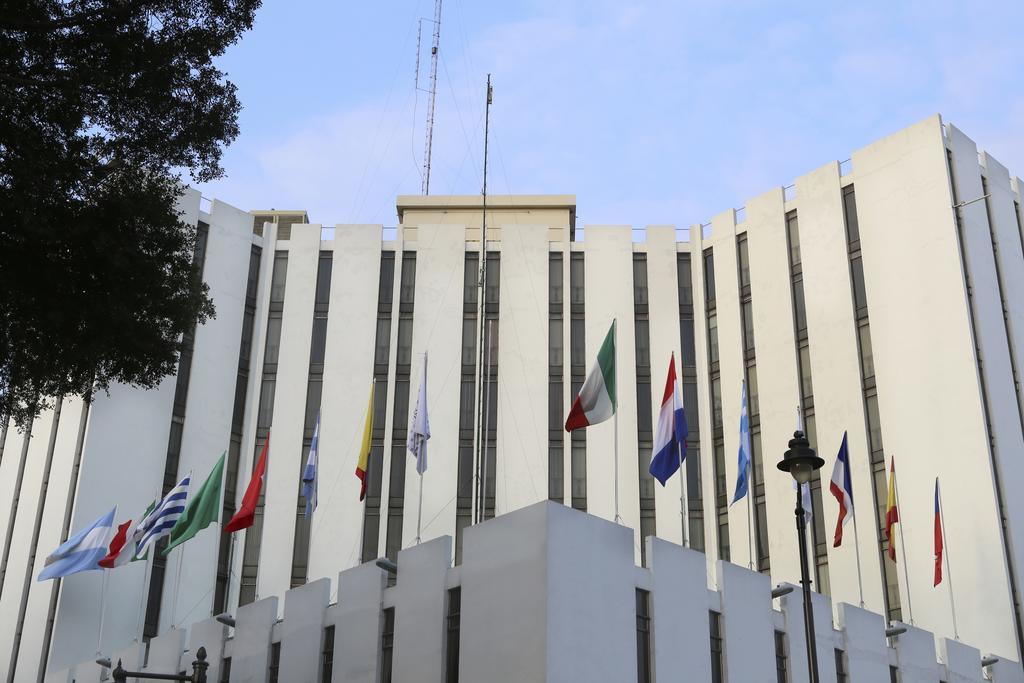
top-left (829, 432), bottom-right (855, 547)
top-left (649, 354), bottom-right (688, 486)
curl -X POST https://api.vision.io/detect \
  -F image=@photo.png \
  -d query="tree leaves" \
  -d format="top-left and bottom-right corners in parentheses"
top-left (0, 0), bottom-right (260, 428)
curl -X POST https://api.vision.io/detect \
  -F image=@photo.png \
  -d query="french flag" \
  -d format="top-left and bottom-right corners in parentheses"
top-left (649, 354), bottom-right (688, 486)
top-left (829, 432), bottom-right (855, 547)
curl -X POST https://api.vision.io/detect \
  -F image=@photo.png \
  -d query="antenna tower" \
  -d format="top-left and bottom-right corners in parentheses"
top-left (416, 0), bottom-right (443, 195)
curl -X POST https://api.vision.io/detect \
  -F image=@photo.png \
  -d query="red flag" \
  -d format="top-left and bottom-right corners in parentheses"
top-left (225, 434), bottom-right (269, 533)
top-left (98, 520), bottom-right (132, 568)
top-left (934, 478), bottom-right (943, 586)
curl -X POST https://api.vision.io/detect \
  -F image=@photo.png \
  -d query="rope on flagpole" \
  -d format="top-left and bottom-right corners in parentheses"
top-left (96, 568), bottom-right (109, 656)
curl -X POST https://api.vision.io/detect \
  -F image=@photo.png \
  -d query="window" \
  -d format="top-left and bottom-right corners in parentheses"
top-left (889, 665), bottom-right (899, 683)
top-left (633, 256), bottom-right (649, 305)
top-left (570, 253), bottom-right (585, 304)
top-left (636, 590), bottom-right (652, 683)
top-left (400, 254), bottom-right (417, 304)
top-left (321, 625), bottom-right (335, 683)
top-left (843, 185), bottom-right (860, 246)
top-left (268, 642), bottom-right (281, 683)
top-left (446, 588), bottom-right (461, 683)
top-left (270, 252), bottom-right (288, 303)
top-left (549, 254), bottom-right (563, 306)
top-left (310, 316), bottom-right (328, 365)
top-left (549, 318), bottom-right (563, 367)
top-left (703, 249), bottom-right (716, 303)
top-left (381, 608), bottom-right (395, 683)
top-left (786, 211), bottom-right (801, 267)
top-left (774, 630), bottom-right (788, 683)
top-left (220, 657), bottom-right (231, 683)
top-left (709, 611), bottom-right (724, 683)
top-left (707, 313), bottom-right (719, 365)
top-left (263, 316), bottom-right (283, 366)
top-left (835, 649), bottom-right (848, 683)
top-left (315, 252), bottom-right (333, 305)
top-left (737, 236), bottom-right (751, 289)
top-left (677, 255), bottom-right (693, 305)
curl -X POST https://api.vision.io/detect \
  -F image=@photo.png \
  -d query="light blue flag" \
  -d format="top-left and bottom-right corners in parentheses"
top-left (731, 380), bottom-right (752, 505)
top-left (302, 411), bottom-right (320, 517)
top-left (37, 507), bottom-right (116, 581)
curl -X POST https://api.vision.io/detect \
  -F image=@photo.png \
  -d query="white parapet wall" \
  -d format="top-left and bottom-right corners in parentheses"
top-left (46, 501), bottom-right (1023, 682)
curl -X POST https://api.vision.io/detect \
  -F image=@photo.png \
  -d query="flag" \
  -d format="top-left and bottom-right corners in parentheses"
top-left (302, 413), bottom-right (320, 517)
top-left (407, 354), bottom-right (431, 475)
top-left (565, 322), bottom-right (616, 431)
top-left (38, 507), bottom-right (116, 581)
top-left (884, 457), bottom-right (899, 561)
top-left (225, 435), bottom-right (269, 533)
top-left (829, 432), bottom-right (855, 547)
top-left (649, 354), bottom-right (688, 485)
top-left (99, 500), bottom-right (155, 568)
top-left (164, 452), bottom-right (225, 554)
top-left (934, 478), bottom-right (944, 586)
top-left (134, 475), bottom-right (191, 559)
top-left (731, 380), bottom-right (751, 505)
top-left (355, 383), bottom-right (375, 501)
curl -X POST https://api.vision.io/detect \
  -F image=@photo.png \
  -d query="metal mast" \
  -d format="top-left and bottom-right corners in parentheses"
top-left (418, 0), bottom-right (443, 195)
top-left (473, 75), bottom-right (493, 524)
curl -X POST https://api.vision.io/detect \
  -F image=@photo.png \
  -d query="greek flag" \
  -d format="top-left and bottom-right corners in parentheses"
top-left (731, 380), bottom-right (752, 505)
top-left (302, 411), bottom-right (320, 517)
top-left (134, 474), bottom-right (191, 559)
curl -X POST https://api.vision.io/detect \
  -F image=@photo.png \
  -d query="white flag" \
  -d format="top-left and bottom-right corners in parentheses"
top-left (407, 353), bottom-right (431, 474)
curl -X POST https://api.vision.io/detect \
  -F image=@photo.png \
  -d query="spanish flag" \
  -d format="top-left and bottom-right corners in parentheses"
top-left (355, 382), bottom-right (375, 501)
top-left (884, 457), bottom-right (899, 561)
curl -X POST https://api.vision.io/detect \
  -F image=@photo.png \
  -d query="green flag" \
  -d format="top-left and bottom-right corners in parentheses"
top-left (163, 452), bottom-right (225, 555)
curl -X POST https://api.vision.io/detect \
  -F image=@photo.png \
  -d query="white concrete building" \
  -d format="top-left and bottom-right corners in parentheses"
top-left (43, 501), bottom-right (1024, 683)
top-left (2, 113), bottom-right (1024, 680)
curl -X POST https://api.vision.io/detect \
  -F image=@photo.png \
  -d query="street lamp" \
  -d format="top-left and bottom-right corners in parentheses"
top-left (777, 429), bottom-right (825, 683)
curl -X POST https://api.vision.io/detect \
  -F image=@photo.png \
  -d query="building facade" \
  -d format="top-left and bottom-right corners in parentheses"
top-left (43, 501), bottom-right (1024, 683)
top-left (2, 113), bottom-right (1024, 679)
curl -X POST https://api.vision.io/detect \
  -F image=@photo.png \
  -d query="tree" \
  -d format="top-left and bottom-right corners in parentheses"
top-left (0, 0), bottom-right (261, 428)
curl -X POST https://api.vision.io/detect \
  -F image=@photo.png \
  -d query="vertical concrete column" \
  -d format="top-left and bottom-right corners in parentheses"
top-left (716, 560), bottom-right (775, 682)
top-left (143, 627), bottom-right (186, 673)
top-left (646, 536), bottom-right (711, 680)
top-left (939, 637), bottom-right (982, 683)
top-left (391, 536), bottom-right (453, 683)
top-left (42, 668), bottom-right (71, 683)
top-left (188, 618), bottom-right (228, 683)
top-left (986, 655), bottom-right (1024, 683)
top-left (546, 502), bottom-right (635, 682)
top-left (459, 503), bottom-right (548, 683)
top-left (334, 562), bottom-right (386, 683)
top-left (835, 603), bottom-right (890, 681)
top-left (779, 584), bottom-right (838, 683)
top-left (891, 621), bottom-right (940, 682)
top-left (112, 641), bottom-right (144, 671)
top-left (279, 578), bottom-right (331, 682)
top-left (231, 595), bottom-right (279, 683)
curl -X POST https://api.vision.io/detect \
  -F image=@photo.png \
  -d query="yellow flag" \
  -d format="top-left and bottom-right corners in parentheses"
top-left (355, 382), bottom-right (375, 501)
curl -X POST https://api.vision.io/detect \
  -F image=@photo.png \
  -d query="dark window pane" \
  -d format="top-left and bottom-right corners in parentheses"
top-left (375, 317), bottom-right (392, 366)
top-left (378, 253), bottom-right (396, 305)
top-left (851, 256), bottom-right (868, 312)
top-left (737, 237), bottom-right (751, 288)
top-left (680, 317), bottom-right (696, 367)
top-left (843, 186), bottom-right (860, 245)
top-left (549, 254), bottom-right (563, 306)
top-left (793, 279), bottom-right (807, 333)
top-left (400, 254), bottom-right (417, 304)
top-left (786, 212), bottom-right (801, 266)
top-left (858, 324), bottom-right (875, 379)
top-left (707, 314), bottom-right (719, 364)
top-left (570, 318), bottom-right (586, 368)
top-left (570, 254), bottom-right (585, 305)
top-left (633, 256), bottom-right (649, 306)
top-left (315, 253), bottom-right (333, 305)
top-left (270, 252), bottom-right (288, 303)
top-left (703, 249), bottom-right (716, 303)
top-left (741, 302), bottom-right (756, 353)
top-left (549, 319), bottom-right (563, 367)
top-left (310, 317), bottom-right (328, 364)
top-left (464, 254), bottom-right (479, 307)
top-left (677, 255), bottom-right (693, 306)
top-left (264, 316), bottom-right (283, 365)
top-left (635, 319), bottom-right (650, 368)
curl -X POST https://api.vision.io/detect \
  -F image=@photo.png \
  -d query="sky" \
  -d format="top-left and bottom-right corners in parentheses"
top-left (194, 0), bottom-right (1024, 228)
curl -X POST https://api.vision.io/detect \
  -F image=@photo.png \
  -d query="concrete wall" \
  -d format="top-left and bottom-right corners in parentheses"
top-left (49, 501), bottom-right (1021, 682)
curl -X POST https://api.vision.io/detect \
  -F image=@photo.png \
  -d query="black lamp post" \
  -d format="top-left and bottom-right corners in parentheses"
top-left (777, 430), bottom-right (825, 683)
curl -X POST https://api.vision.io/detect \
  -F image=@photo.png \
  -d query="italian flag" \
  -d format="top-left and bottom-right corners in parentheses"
top-left (565, 322), bottom-right (616, 431)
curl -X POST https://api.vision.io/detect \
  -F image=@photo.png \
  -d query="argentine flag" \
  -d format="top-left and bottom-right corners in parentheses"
top-left (37, 507), bottom-right (116, 581)
top-left (649, 355), bottom-right (688, 485)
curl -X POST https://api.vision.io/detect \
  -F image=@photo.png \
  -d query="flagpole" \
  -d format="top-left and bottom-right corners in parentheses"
top-left (746, 469), bottom-right (755, 571)
top-left (416, 353), bottom-right (427, 544)
top-left (613, 318), bottom-right (620, 524)
top-left (796, 407), bottom-right (812, 579)
top-left (170, 544), bottom-right (185, 629)
top-left (673, 352), bottom-right (688, 547)
top-left (892, 460), bottom-right (914, 624)
top-left (135, 547), bottom-right (152, 641)
top-left (937, 478), bottom-right (959, 639)
top-left (481, 323), bottom-right (493, 522)
top-left (851, 495), bottom-right (866, 608)
top-left (96, 568), bottom-right (109, 656)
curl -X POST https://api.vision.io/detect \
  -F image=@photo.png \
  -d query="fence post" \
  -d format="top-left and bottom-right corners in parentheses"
top-left (192, 646), bottom-right (209, 683)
